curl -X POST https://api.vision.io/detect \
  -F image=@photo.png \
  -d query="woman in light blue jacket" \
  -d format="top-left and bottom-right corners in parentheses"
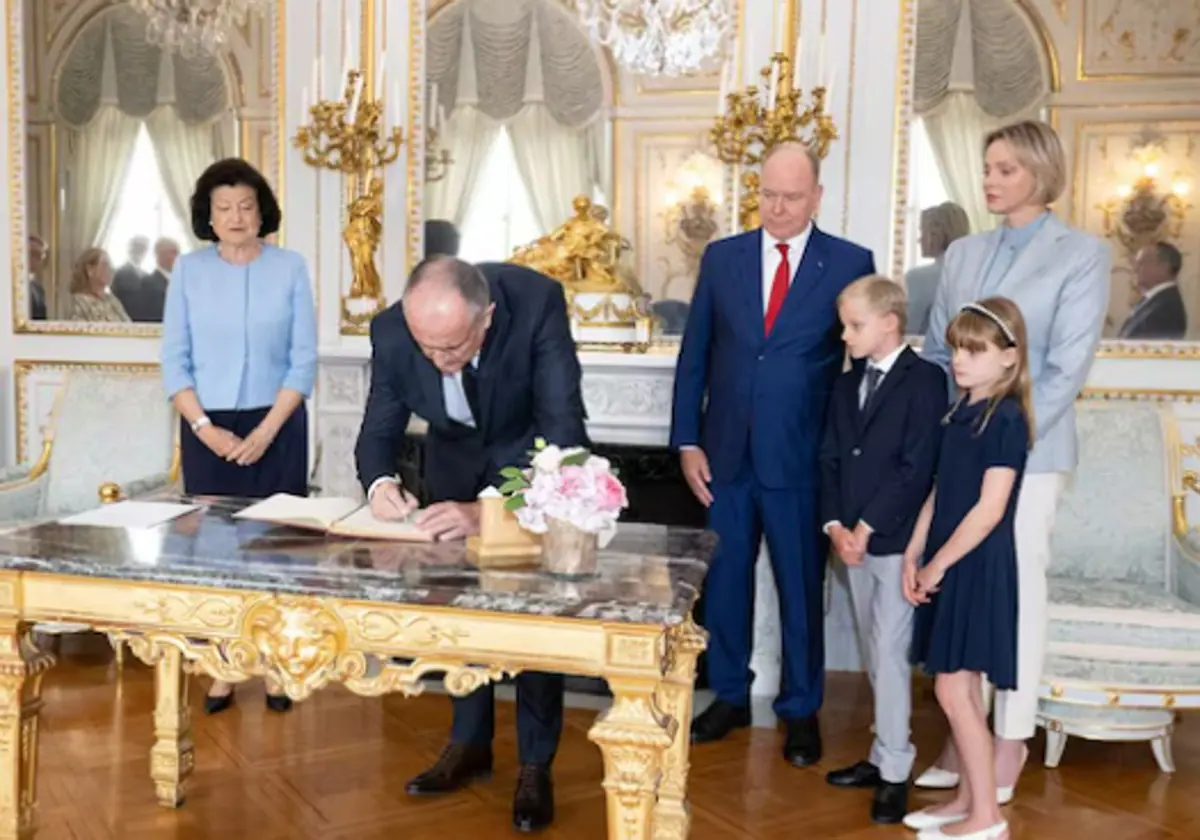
top-left (161, 158), bottom-right (317, 716)
top-left (909, 120), bottom-right (1111, 828)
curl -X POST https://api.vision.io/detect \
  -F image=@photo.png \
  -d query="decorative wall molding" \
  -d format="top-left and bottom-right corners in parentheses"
top-left (1080, 0), bottom-right (1200, 80)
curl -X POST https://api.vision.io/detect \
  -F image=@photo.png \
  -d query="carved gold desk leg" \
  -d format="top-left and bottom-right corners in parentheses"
top-left (0, 623), bottom-right (55, 840)
top-left (653, 618), bottom-right (707, 840)
top-left (588, 676), bottom-right (676, 840)
top-left (150, 647), bottom-right (193, 808)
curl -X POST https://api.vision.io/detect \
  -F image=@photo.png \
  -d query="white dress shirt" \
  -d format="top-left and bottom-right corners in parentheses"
top-left (761, 223), bottom-right (814, 312)
top-left (368, 353), bottom-right (479, 501)
top-left (825, 343), bottom-right (908, 535)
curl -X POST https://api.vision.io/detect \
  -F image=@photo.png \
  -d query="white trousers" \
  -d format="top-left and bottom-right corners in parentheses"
top-left (991, 472), bottom-right (1066, 740)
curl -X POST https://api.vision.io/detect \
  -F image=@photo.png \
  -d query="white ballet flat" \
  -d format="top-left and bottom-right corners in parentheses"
top-left (914, 766), bottom-right (960, 789)
top-left (913, 767), bottom-right (1015, 805)
top-left (903, 809), bottom-right (967, 831)
top-left (917, 819), bottom-right (1008, 840)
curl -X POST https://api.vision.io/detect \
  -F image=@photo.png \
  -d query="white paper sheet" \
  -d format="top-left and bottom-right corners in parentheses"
top-left (233, 494), bottom-right (361, 528)
top-left (58, 501), bottom-right (202, 529)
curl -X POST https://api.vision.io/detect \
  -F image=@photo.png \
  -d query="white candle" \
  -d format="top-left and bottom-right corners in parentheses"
top-left (300, 85), bottom-right (310, 123)
top-left (341, 25), bottom-right (352, 86)
top-left (311, 58), bottom-right (319, 103)
top-left (390, 81), bottom-right (400, 126)
top-left (793, 36), bottom-right (802, 87)
top-left (347, 74), bottom-right (363, 123)
top-left (818, 31), bottom-right (826, 87)
top-left (438, 104), bottom-right (447, 132)
top-left (376, 50), bottom-right (386, 96)
top-left (769, 60), bottom-right (779, 108)
top-left (718, 58), bottom-right (729, 115)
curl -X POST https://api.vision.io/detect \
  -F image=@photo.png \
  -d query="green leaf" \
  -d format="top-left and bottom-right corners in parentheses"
top-left (560, 451), bottom-right (590, 467)
top-left (497, 478), bottom-right (527, 495)
top-left (504, 495), bottom-right (526, 511)
top-left (499, 466), bottom-right (525, 480)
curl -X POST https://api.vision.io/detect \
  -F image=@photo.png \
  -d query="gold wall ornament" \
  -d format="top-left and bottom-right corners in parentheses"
top-left (710, 52), bottom-right (838, 231)
top-left (293, 68), bottom-right (404, 329)
top-left (664, 185), bottom-right (720, 280)
top-left (425, 123), bottom-right (453, 183)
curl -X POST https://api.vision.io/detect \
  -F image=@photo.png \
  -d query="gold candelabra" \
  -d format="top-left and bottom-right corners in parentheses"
top-left (293, 69), bottom-right (404, 329)
top-left (710, 52), bottom-right (838, 230)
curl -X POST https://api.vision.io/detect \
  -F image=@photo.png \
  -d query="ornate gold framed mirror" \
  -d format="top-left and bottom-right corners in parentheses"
top-left (9, 0), bottom-right (284, 336)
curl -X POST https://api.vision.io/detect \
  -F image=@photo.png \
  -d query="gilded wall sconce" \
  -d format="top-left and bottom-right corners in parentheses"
top-left (664, 185), bottom-right (720, 282)
top-left (1097, 159), bottom-right (1192, 260)
top-left (710, 51), bottom-right (838, 231)
top-left (293, 68), bottom-right (404, 332)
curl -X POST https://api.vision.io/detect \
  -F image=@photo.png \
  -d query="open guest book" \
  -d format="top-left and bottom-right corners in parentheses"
top-left (233, 494), bottom-right (432, 542)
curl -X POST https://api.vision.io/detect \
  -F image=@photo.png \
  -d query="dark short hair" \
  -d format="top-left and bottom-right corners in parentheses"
top-left (424, 219), bottom-right (460, 257)
top-left (190, 158), bottom-right (282, 242)
top-left (404, 256), bottom-right (491, 315)
top-left (1154, 241), bottom-right (1183, 278)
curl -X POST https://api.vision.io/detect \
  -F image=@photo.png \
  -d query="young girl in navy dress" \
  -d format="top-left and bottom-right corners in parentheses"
top-left (902, 297), bottom-right (1032, 840)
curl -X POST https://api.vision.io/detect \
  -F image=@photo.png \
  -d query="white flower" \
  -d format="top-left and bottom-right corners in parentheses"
top-left (531, 444), bottom-right (565, 473)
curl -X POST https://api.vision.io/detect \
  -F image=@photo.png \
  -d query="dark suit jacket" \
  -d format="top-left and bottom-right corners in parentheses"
top-left (111, 263), bottom-right (145, 315)
top-left (818, 347), bottom-right (947, 555)
top-left (1119, 284), bottom-right (1187, 340)
top-left (669, 226), bottom-right (876, 488)
top-left (355, 263), bottom-right (589, 502)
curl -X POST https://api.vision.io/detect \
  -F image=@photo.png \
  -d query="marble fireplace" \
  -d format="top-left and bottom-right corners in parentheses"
top-left (314, 347), bottom-right (865, 702)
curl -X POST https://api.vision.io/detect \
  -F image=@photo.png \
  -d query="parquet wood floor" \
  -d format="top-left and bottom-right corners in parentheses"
top-left (30, 635), bottom-right (1200, 839)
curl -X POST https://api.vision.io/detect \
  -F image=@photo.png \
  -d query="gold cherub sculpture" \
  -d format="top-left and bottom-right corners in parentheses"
top-left (510, 195), bottom-right (641, 297)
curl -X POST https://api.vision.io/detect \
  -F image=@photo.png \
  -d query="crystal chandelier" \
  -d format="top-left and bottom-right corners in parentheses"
top-left (128, 0), bottom-right (271, 58)
top-left (576, 0), bottom-right (734, 77)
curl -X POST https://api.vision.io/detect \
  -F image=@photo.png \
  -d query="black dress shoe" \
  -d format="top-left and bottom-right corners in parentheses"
top-left (782, 715), bottom-right (822, 767)
top-left (265, 694), bottom-right (292, 713)
top-left (512, 763), bottom-right (554, 833)
top-left (690, 701), bottom-right (751, 744)
top-left (825, 760), bottom-right (881, 788)
top-left (405, 743), bottom-right (494, 796)
top-left (871, 780), bottom-right (909, 825)
top-left (204, 692), bottom-right (234, 715)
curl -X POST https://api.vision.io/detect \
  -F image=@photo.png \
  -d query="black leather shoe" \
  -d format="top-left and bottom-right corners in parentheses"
top-left (405, 743), bottom-right (493, 796)
top-left (690, 701), bottom-right (751, 744)
top-left (825, 760), bottom-right (881, 788)
top-left (871, 780), bottom-right (909, 825)
top-left (782, 715), bottom-right (822, 767)
top-left (265, 694), bottom-right (292, 713)
top-left (204, 691), bottom-right (234, 715)
top-left (512, 763), bottom-right (554, 833)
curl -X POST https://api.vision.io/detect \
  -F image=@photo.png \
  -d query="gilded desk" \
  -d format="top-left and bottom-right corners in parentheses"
top-left (0, 497), bottom-right (714, 840)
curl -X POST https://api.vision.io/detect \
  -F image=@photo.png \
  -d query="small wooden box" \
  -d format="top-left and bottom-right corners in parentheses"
top-left (466, 496), bottom-right (543, 568)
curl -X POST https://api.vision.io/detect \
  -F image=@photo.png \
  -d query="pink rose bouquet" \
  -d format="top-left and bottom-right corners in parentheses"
top-left (499, 438), bottom-right (628, 534)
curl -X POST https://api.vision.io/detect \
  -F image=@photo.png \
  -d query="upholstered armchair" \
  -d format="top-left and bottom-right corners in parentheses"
top-left (0, 369), bottom-right (180, 653)
top-left (0, 368), bottom-right (179, 528)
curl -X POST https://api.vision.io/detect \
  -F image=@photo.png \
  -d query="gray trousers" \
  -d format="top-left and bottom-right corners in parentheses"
top-left (846, 552), bottom-right (916, 783)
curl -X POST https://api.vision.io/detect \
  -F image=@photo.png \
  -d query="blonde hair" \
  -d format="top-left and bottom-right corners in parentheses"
top-left (838, 274), bottom-right (908, 334)
top-left (70, 247), bottom-right (110, 294)
top-left (983, 120), bottom-right (1067, 207)
top-left (943, 296), bottom-right (1034, 447)
top-left (920, 202), bottom-right (971, 256)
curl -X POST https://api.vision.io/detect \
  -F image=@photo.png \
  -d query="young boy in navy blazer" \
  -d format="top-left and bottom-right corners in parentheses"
top-left (818, 275), bottom-right (947, 824)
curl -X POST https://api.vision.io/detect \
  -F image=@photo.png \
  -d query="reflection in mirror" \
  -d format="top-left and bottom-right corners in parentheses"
top-left (21, 2), bottom-right (248, 326)
top-left (902, 0), bottom-right (1048, 337)
top-left (423, 0), bottom-right (613, 264)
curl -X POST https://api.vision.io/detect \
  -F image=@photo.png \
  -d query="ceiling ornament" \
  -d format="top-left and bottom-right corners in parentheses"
top-left (127, 0), bottom-right (269, 58)
top-left (575, 0), bottom-right (735, 77)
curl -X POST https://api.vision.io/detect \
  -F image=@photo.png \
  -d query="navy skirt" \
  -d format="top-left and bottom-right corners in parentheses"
top-left (180, 404), bottom-right (308, 499)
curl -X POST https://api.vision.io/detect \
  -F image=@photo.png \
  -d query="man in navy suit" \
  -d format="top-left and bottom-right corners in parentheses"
top-left (355, 256), bottom-right (587, 833)
top-left (670, 141), bottom-right (876, 766)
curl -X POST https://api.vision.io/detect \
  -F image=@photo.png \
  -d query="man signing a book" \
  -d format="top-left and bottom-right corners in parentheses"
top-left (354, 255), bottom-right (588, 833)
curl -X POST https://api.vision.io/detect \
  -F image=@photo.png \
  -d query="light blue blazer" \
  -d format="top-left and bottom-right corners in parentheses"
top-left (922, 214), bottom-right (1112, 475)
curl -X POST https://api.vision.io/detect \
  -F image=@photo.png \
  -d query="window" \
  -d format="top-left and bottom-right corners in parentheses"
top-left (458, 127), bottom-right (544, 263)
top-left (102, 123), bottom-right (191, 268)
top-left (904, 118), bottom-right (951, 270)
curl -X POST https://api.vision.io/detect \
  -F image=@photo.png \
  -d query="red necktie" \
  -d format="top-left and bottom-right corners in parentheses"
top-left (764, 242), bottom-right (790, 335)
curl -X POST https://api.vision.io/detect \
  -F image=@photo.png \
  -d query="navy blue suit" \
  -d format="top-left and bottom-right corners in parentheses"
top-left (670, 226), bottom-right (875, 719)
top-left (818, 348), bottom-right (947, 555)
top-left (355, 262), bottom-right (588, 766)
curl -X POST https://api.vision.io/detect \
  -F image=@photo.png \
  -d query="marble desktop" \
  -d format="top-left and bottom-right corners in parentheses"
top-left (0, 497), bottom-right (716, 627)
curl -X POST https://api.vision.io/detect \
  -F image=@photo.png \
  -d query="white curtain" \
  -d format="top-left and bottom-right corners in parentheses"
top-left (508, 107), bottom-right (598, 231)
top-left (426, 107), bottom-right (501, 226)
top-left (922, 90), bottom-right (1005, 234)
top-left (145, 108), bottom-right (222, 249)
top-left (505, 12), bottom-right (597, 231)
top-left (57, 105), bottom-right (140, 317)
